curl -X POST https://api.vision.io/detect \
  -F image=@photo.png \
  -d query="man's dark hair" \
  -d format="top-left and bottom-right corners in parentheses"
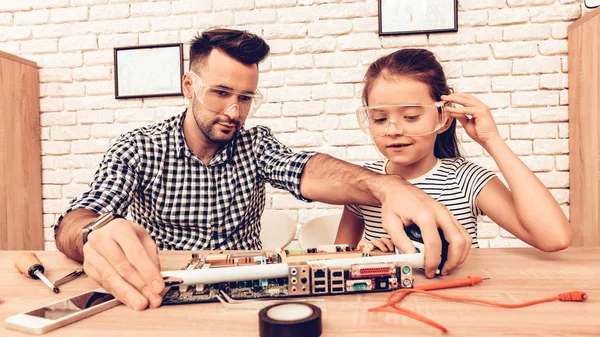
top-left (189, 28), bottom-right (270, 70)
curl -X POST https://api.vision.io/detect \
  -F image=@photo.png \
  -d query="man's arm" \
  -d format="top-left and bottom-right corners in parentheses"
top-left (299, 154), bottom-right (388, 205)
top-left (256, 127), bottom-right (471, 277)
top-left (299, 154), bottom-right (472, 278)
top-left (55, 208), bottom-right (98, 262)
top-left (54, 136), bottom-right (164, 311)
top-left (54, 136), bottom-right (140, 256)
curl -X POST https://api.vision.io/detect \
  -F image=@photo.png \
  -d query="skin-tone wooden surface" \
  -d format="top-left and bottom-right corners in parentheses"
top-left (1, 248), bottom-right (599, 336)
top-left (568, 6), bottom-right (600, 247)
top-left (0, 53), bottom-right (43, 250)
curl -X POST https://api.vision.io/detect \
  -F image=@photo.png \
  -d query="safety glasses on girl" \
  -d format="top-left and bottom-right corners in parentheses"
top-left (187, 71), bottom-right (264, 117)
top-left (356, 102), bottom-right (451, 138)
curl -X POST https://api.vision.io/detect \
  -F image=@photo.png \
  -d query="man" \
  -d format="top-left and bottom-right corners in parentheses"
top-left (55, 29), bottom-right (471, 311)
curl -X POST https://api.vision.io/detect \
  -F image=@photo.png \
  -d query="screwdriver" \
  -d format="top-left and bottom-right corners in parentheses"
top-left (14, 252), bottom-right (59, 293)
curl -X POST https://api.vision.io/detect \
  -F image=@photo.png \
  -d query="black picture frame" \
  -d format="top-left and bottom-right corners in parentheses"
top-left (378, 0), bottom-right (459, 36)
top-left (114, 43), bottom-right (184, 99)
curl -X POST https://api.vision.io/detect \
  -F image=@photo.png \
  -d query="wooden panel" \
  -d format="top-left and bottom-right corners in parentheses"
top-left (0, 53), bottom-right (43, 250)
top-left (568, 7), bottom-right (600, 247)
top-left (0, 50), bottom-right (38, 69)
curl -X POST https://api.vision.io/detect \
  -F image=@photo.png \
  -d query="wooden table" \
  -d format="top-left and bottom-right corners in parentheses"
top-left (1, 248), bottom-right (599, 336)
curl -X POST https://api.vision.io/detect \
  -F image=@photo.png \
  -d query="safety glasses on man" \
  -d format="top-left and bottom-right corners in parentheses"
top-left (188, 71), bottom-right (264, 117)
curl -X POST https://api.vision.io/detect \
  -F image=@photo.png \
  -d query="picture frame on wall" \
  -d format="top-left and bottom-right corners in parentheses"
top-left (378, 0), bottom-right (458, 36)
top-left (114, 43), bottom-right (184, 99)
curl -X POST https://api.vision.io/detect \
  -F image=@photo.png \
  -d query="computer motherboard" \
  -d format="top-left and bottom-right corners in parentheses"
top-left (161, 245), bottom-right (415, 305)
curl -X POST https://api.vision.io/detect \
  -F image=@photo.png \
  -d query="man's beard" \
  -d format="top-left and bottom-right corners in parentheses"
top-left (192, 104), bottom-right (241, 144)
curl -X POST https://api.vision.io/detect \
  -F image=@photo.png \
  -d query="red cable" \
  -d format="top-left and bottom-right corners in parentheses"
top-left (369, 276), bottom-right (587, 333)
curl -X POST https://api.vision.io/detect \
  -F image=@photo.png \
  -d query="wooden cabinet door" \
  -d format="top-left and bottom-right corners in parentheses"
top-left (0, 51), bottom-right (43, 250)
top-left (568, 7), bottom-right (600, 247)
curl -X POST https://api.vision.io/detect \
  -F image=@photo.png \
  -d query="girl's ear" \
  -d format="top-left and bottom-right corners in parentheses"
top-left (437, 115), bottom-right (454, 134)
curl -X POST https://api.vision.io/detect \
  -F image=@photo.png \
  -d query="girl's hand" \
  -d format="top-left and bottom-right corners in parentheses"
top-left (442, 93), bottom-right (501, 148)
top-left (357, 238), bottom-right (395, 252)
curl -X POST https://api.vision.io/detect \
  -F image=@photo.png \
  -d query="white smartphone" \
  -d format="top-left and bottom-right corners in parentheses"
top-left (585, 0), bottom-right (599, 8)
top-left (4, 289), bottom-right (120, 335)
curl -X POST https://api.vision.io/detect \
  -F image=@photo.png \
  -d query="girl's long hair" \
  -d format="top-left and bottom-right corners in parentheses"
top-left (362, 49), bottom-right (461, 159)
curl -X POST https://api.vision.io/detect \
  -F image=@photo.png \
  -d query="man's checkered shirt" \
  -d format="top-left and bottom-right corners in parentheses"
top-left (57, 110), bottom-right (315, 250)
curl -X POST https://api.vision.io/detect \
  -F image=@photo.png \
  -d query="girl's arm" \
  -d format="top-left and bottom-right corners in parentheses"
top-left (444, 93), bottom-right (571, 252)
top-left (334, 206), bottom-right (365, 246)
top-left (335, 207), bottom-right (397, 252)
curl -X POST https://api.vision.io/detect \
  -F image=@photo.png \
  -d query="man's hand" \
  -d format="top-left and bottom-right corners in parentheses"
top-left (82, 219), bottom-right (165, 311)
top-left (379, 176), bottom-right (472, 278)
top-left (298, 154), bottom-right (471, 278)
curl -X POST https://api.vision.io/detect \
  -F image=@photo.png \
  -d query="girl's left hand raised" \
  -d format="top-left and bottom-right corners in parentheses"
top-left (442, 93), bottom-right (501, 148)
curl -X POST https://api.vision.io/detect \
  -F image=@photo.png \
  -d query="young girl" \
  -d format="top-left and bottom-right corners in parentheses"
top-left (335, 49), bottom-right (571, 262)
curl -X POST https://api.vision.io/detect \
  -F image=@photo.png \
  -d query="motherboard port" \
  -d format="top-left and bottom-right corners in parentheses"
top-left (346, 279), bottom-right (373, 292)
top-left (310, 264), bottom-right (329, 294)
top-left (288, 262), bottom-right (310, 295)
top-left (313, 287), bottom-right (327, 293)
top-left (350, 263), bottom-right (396, 279)
top-left (331, 287), bottom-right (344, 293)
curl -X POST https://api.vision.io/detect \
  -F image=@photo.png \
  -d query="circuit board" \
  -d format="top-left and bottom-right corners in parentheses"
top-left (162, 245), bottom-right (415, 305)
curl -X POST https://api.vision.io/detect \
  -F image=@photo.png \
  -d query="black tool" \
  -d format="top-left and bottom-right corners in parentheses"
top-left (54, 269), bottom-right (86, 287)
top-left (403, 224), bottom-right (449, 276)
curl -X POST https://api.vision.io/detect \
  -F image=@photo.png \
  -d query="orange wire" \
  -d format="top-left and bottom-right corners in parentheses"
top-left (384, 289), bottom-right (586, 308)
top-left (370, 305), bottom-right (448, 333)
top-left (372, 275), bottom-right (483, 311)
top-left (368, 276), bottom-right (586, 333)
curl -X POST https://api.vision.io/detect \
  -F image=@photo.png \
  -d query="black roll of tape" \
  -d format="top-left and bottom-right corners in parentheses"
top-left (259, 302), bottom-right (322, 337)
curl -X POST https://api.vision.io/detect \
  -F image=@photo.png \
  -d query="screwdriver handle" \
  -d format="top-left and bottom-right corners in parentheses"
top-left (14, 252), bottom-right (45, 279)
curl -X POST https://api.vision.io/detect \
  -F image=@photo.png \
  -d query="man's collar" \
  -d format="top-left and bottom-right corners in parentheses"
top-left (174, 110), bottom-right (188, 158)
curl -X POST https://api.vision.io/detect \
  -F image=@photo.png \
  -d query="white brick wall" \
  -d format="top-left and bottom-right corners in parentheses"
top-left (0, 0), bottom-right (580, 250)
